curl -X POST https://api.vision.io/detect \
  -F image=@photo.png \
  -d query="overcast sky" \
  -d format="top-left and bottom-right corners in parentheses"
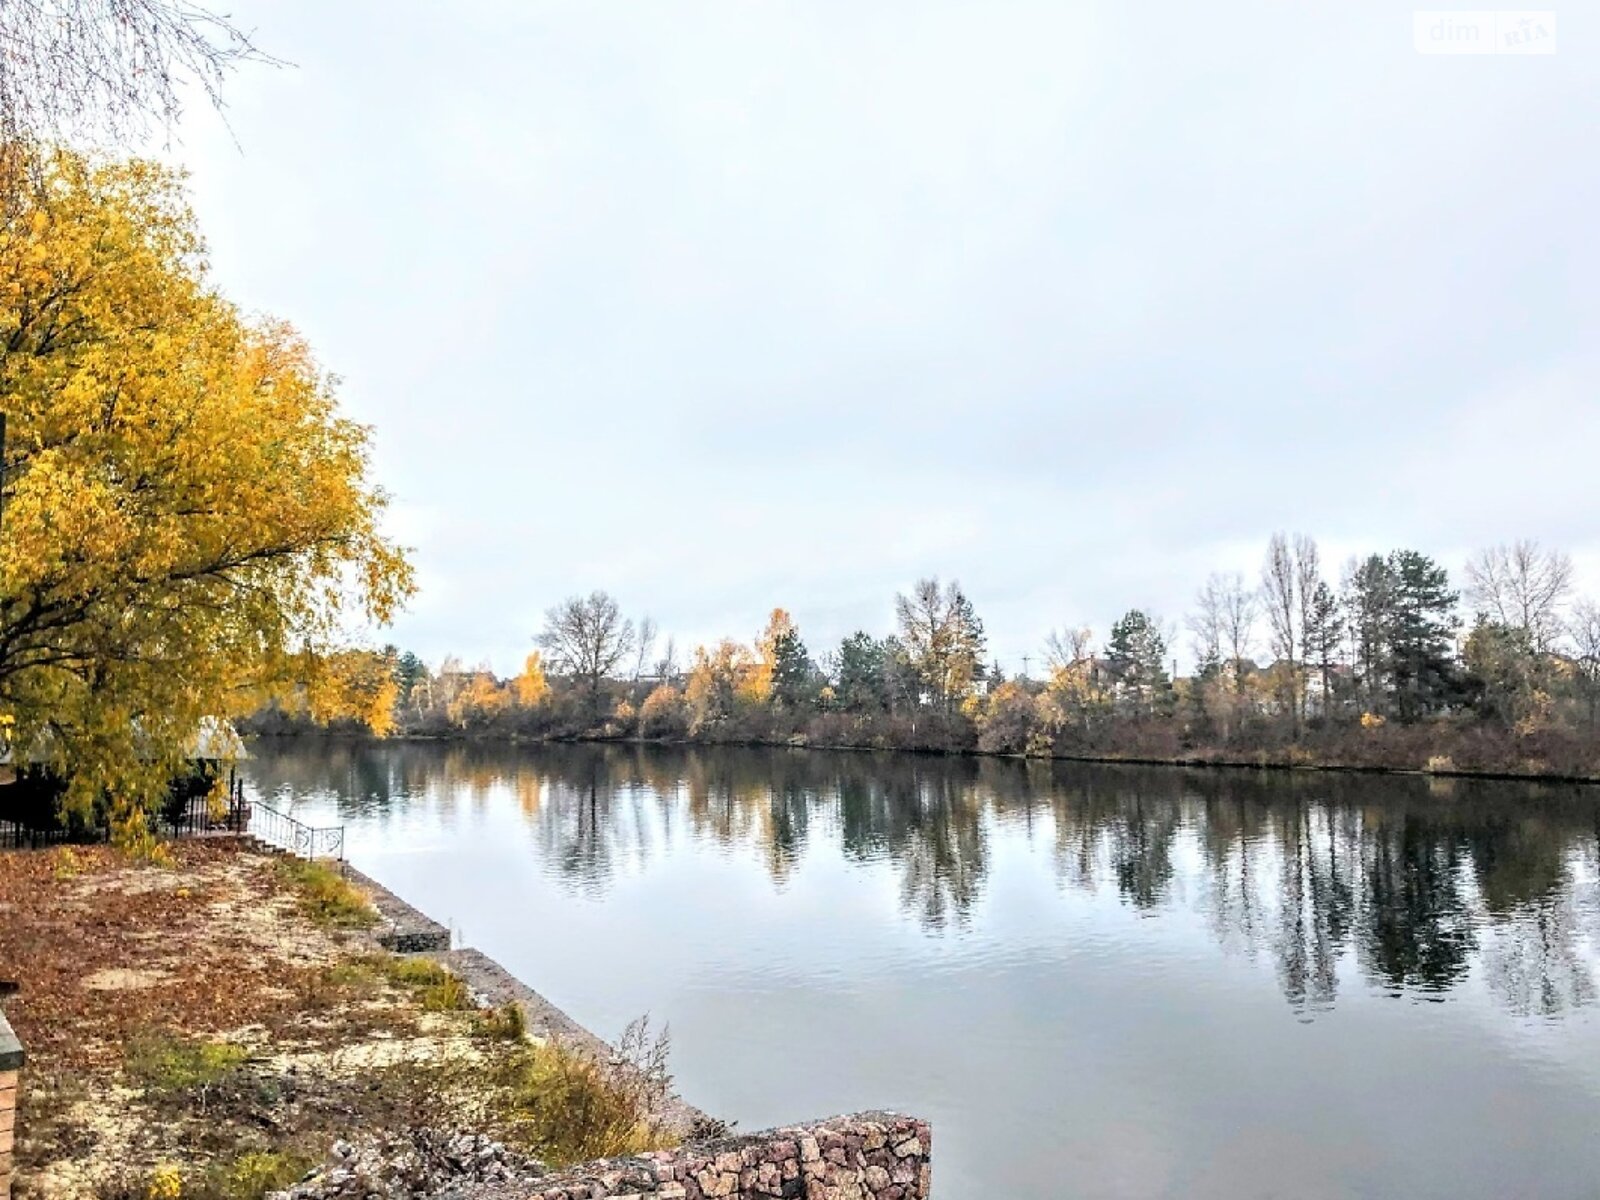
top-left (167, 1), bottom-right (1597, 675)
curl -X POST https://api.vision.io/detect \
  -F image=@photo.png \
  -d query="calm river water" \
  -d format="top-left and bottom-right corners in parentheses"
top-left (245, 742), bottom-right (1600, 1199)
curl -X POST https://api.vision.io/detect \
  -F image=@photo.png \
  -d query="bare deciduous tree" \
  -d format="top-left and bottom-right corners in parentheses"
top-left (1293, 535), bottom-right (1321, 674)
top-left (1262, 533), bottom-right (1320, 731)
top-left (1044, 626), bottom-right (1093, 672)
top-left (1220, 573), bottom-right (1257, 694)
top-left (1263, 533), bottom-right (1297, 669)
top-left (653, 636), bottom-right (679, 686)
top-left (0, 0), bottom-right (269, 146)
top-left (1192, 571), bottom-right (1257, 695)
top-left (632, 616), bottom-right (658, 682)
top-left (1465, 539), bottom-right (1573, 653)
top-left (1569, 599), bottom-right (1600, 731)
top-left (895, 577), bottom-right (985, 713)
top-left (536, 591), bottom-right (635, 718)
top-left (1189, 580), bottom-right (1226, 674)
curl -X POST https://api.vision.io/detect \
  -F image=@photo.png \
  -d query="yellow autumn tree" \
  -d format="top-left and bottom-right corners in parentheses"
top-left (0, 148), bottom-right (413, 828)
top-left (447, 670), bottom-right (510, 727)
top-left (685, 640), bottom-right (756, 729)
top-left (512, 651), bottom-right (551, 708)
top-left (977, 680), bottom-right (1042, 755)
top-left (1045, 647), bottom-right (1112, 739)
top-left (306, 649), bottom-right (401, 737)
top-left (638, 683), bottom-right (689, 738)
top-left (745, 608), bottom-right (796, 705)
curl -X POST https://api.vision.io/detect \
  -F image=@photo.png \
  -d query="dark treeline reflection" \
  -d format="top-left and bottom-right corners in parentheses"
top-left (249, 741), bottom-right (1600, 1017)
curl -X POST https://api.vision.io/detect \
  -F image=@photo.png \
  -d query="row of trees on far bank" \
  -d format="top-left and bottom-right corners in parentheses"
top-left (250, 536), bottom-right (1600, 777)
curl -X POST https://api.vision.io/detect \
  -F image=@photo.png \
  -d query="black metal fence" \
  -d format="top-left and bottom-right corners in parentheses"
top-left (0, 819), bottom-right (93, 851)
top-left (0, 773), bottom-right (254, 849)
top-left (161, 795), bottom-right (252, 837)
top-left (0, 771), bottom-right (345, 861)
top-left (250, 801), bottom-right (346, 861)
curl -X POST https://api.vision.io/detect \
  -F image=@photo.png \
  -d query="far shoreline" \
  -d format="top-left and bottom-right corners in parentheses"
top-left (241, 729), bottom-right (1600, 790)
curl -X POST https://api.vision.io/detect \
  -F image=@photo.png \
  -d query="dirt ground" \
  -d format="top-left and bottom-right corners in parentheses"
top-left (0, 841), bottom-right (542, 1200)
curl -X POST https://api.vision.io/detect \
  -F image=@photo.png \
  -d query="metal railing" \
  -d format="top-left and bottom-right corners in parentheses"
top-left (1, 773), bottom-right (253, 849)
top-left (251, 800), bottom-right (346, 861)
top-left (0, 798), bottom-right (248, 848)
top-left (163, 776), bottom-right (252, 837)
top-left (0, 820), bottom-right (92, 850)
top-left (0, 777), bottom-right (342, 860)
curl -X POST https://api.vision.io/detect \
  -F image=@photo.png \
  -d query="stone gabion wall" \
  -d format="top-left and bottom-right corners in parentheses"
top-left (522, 1112), bottom-right (932, 1200)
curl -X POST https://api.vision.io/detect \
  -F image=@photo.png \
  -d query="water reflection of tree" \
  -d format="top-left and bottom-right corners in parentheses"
top-left (1480, 895), bottom-right (1597, 1017)
top-left (818, 756), bottom-right (980, 927)
top-left (1046, 774), bottom-right (1178, 912)
top-left (1465, 800), bottom-right (1598, 1016)
top-left (1190, 780), bottom-right (1270, 956)
top-left (675, 749), bottom-right (816, 882)
top-left (1269, 797), bottom-right (1356, 1013)
top-left (1108, 792), bottom-right (1179, 912)
top-left (887, 768), bottom-right (986, 929)
top-left (536, 763), bottom-right (624, 895)
top-left (249, 741), bottom-right (1600, 1017)
top-left (1357, 815), bottom-right (1476, 994)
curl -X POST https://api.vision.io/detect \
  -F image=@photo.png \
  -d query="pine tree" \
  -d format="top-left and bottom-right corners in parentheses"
top-left (834, 633), bottom-right (889, 712)
top-left (1344, 555), bottom-right (1397, 716)
top-left (394, 651), bottom-right (428, 711)
top-left (1304, 581), bottom-right (1344, 719)
top-left (1387, 550), bottom-right (1459, 721)
top-left (770, 627), bottom-right (814, 709)
top-left (1106, 610), bottom-right (1171, 719)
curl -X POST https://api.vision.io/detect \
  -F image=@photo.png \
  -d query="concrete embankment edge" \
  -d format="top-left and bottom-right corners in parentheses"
top-left (339, 861), bottom-right (716, 1140)
top-left (254, 841), bottom-right (936, 1196)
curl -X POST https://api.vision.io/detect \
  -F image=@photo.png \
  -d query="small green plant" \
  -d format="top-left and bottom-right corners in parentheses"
top-left (100, 1151), bottom-right (317, 1200)
top-left (95, 1163), bottom-right (183, 1200)
top-left (376, 955), bottom-right (473, 1011)
top-left (125, 1032), bottom-right (247, 1094)
top-left (422, 972), bottom-right (472, 1012)
top-left (491, 1017), bottom-right (673, 1166)
top-left (322, 958), bottom-right (382, 987)
top-left (379, 955), bottom-right (450, 986)
top-left (274, 857), bottom-right (376, 928)
top-left (144, 1164), bottom-right (183, 1200)
top-left (52, 845), bottom-right (84, 879)
top-left (297, 958), bottom-right (383, 1010)
top-left (473, 1000), bottom-right (528, 1041)
top-left (195, 1150), bottom-right (317, 1200)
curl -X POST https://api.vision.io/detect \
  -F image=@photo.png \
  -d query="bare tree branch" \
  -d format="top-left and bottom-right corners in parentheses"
top-left (1465, 539), bottom-right (1573, 653)
top-left (0, 0), bottom-right (275, 147)
top-left (536, 591), bottom-right (635, 718)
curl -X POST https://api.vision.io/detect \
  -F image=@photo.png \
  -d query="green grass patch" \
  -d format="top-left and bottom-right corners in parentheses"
top-left (378, 955), bottom-right (450, 987)
top-left (191, 1149), bottom-right (318, 1200)
top-left (295, 958), bottom-right (386, 1011)
top-left (473, 1000), bottom-right (528, 1041)
top-left (488, 1018), bottom-right (674, 1166)
top-left (376, 954), bottom-right (473, 1011)
top-left (421, 971), bottom-right (471, 1012)
top-left (124, 1033), bottom-right (247, 1094)
top-left (321, 959), bottom-right (382, 988)
top-left (273, 857), bottom-right (376, 929)
top-left (99, 1151), bottom-right (316, 1200)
